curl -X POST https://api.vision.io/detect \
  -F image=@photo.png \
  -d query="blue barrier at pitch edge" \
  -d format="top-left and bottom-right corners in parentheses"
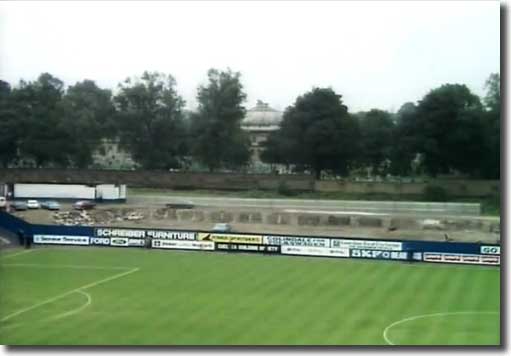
top-left (0, 211), bottom-right (32, 235)
top-left (402, 240), bottom-right (485, 255)
top-left (31, 224), bottom-right (94, 237)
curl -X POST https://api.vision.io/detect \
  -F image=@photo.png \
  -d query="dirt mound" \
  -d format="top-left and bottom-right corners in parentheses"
top-left (53, 208), bottom-right (145, 226)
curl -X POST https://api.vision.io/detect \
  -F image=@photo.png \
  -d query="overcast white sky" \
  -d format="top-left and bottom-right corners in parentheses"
top-left (0, 1), bottom-right (501, 113)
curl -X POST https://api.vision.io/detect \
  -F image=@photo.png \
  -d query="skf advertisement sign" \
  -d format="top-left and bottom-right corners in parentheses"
top-left (198, 233), bottom-right (263, 245)
top-left (350, 249), bottom-right (409, 260)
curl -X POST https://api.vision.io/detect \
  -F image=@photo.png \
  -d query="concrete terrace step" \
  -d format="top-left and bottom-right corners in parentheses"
top-left (129, 195), bottom-right (481, 216)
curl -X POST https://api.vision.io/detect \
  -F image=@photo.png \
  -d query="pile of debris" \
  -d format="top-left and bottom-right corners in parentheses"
top-left (53, 211), bottom-right (95, 226)
top-left (52, 209), bottom-right (145, 226)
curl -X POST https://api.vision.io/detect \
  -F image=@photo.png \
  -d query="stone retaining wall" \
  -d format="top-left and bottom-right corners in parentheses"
top-left (0, 169), bottom-right (499, 197)
top-left (144, 208), bottom-right (498, 233)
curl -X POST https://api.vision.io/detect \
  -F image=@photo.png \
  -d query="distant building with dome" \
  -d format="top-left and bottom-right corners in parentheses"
top-left (241, 100), bottom-right (283, 170)
top-left (87, 100), bottom-right (284, 172)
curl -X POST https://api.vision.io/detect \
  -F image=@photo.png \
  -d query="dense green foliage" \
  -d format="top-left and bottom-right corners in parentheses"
top-left (413, 84), bottom-right (487, 177)
top-left (190, 69), bottom-right (251, 171)
top-left (0, 80), bottom-right (18, 168)
top-left (261, 88), bottom-right (360, 178)
top-left (390, 102), bottom-right (420, 176)
top-left (261, 75), bottom-right (500, 179)
top-left (60, 80), bottom-right (116, 168)
top-left (423, 185), bottom-right (449, 202)
top-left (481, 74), bottom-right (500, 179)
top-left (0, 247), bottom-right (500, 345)
top-left (386, 78), bottom-right (500, 179)
top-left (0, 71), bottom-right (500, 179)
top-left (356, 109), bottom-right (395, 176)
top-left (11, 73), bottom-right (68, 167)
top-left (114, 72), bottom-right (187, 169)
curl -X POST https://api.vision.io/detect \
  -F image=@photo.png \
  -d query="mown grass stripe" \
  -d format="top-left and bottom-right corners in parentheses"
top-left (0, 247), bottom-right (500, 345)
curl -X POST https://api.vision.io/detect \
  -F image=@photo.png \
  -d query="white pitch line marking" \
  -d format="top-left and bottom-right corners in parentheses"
top-left (0, 267), bottom-right (140, 324)
top-left (0, 290), bottom-right (93, 331)
top-left (0, 236), bottom-right (11, 245)
top-left (382, 310), bottom-right (500, 345)
top-left (46, 290), bottom-right (92, 321)
top-left (0, 249), bottom-right (34, 260)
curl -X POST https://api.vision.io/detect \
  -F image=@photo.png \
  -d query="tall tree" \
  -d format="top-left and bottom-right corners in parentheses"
top-left (414, 84), bottom-right (485, 177)
top-left (480, 73), bottom-right (500, 179)
top-left (261, 88), bottom-right (360, 179)
top-left (12, 73), bottom-right (69, 167)
top-left (0, 80), bottom-right (20, 167)
top-left (59, 80), bottom-right (116, 168)
top-left (357, 109), bottom-right (395, 176)
top-left (484, 73), bottom-right (500, 113)
top-left (390, 102), bottom-right (420, 176)
top-left (114, 71), bottom-right (187, 169)
top-left (190, 69), bottom-right (250, 171)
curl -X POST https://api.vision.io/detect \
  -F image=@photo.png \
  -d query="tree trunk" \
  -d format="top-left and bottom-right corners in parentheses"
top-left (314, 168), bottom-right (321, 180)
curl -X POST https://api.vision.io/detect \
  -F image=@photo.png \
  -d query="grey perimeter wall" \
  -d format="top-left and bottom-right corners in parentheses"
top-left (315, 180), bottom-right (500, 197)
top-left (0, 169), bottom-right (500, 197)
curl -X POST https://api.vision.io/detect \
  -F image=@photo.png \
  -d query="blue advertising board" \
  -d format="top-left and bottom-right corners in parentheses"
top-left (0, 211), bottom-right (500, 266)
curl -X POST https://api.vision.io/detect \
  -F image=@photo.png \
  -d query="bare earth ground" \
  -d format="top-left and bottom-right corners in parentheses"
top-left (12, 201), bottom-right (501, 244)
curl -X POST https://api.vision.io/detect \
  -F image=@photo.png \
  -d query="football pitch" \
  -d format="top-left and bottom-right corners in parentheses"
top-left (0, 246), bottom-right (500, 346)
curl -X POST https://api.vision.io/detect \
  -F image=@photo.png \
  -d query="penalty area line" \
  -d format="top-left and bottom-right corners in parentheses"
top-left (1, 290), bottom-right (93, 331)
top-left (0, 267), bottom-right (140, 324)
top-left (0, 249), bottom-right (35, 260)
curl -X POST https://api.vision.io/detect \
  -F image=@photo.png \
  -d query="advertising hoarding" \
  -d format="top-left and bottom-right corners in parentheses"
top-left (281, 245), bottom-right (349, 258)
top-left (198, 233), bottom-right (262, 244)
top-left (152, 239), bottom-right (215, 251)
top-left (33, 235), bottom-right (90, 245)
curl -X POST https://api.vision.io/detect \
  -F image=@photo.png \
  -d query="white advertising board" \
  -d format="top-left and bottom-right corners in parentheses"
top-left (423, 252), bottom-right (500, 266)
top-left (330, 239), bottom-right (402, 251)
top-left (152, 239), bottom-right (215, 251)
top-left (263, 235), bottom-right (330, 247)
top-left (33, 235), bottom-right (90, 245)
top-left (281, 245), bottom-right (349, 258)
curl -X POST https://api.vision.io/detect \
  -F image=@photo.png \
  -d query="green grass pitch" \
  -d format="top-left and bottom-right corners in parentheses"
top-left (0, 246), bottom-right (500, 346)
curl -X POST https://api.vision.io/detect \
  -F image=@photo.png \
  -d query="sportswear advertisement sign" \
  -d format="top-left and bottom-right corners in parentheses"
top-left (198, 233), bottom-right (263, 245)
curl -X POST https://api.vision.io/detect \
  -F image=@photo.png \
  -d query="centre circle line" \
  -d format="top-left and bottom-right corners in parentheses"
top-left (382, 310), bottom-right (500, 345)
